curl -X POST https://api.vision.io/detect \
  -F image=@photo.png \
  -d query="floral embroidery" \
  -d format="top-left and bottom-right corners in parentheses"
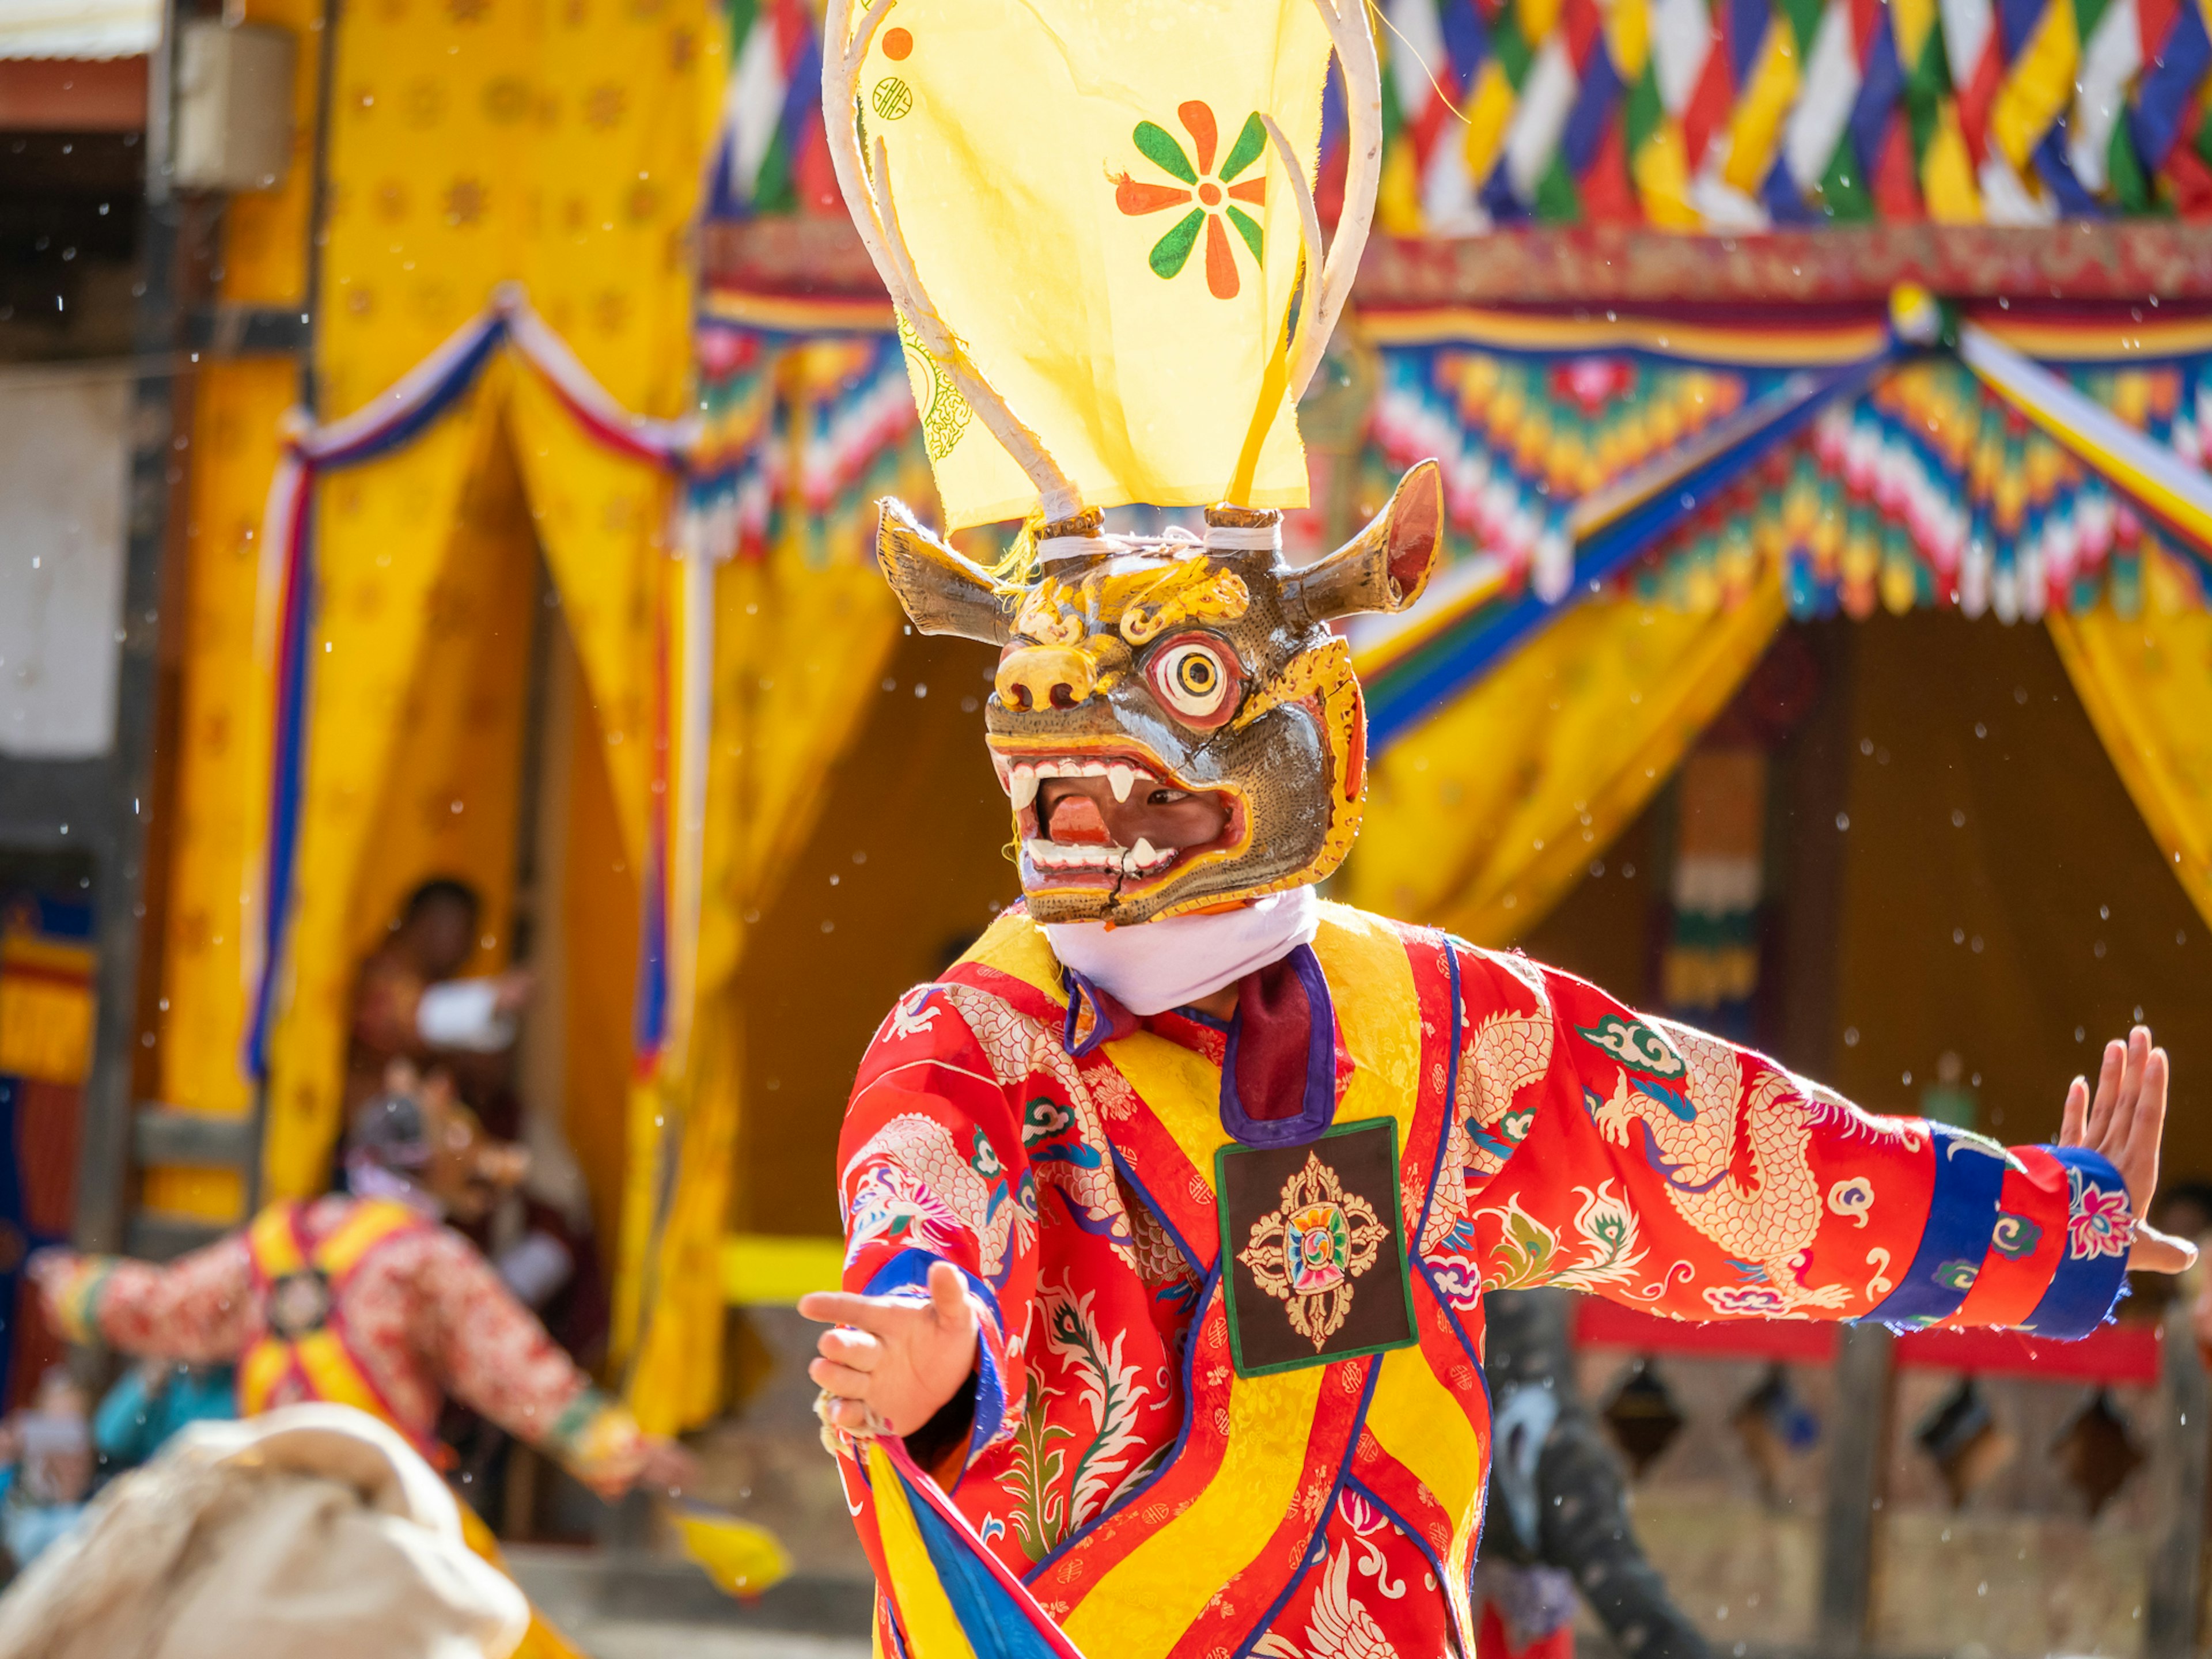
top-left (1476, 1183), bottom-right (1646, 1292)
top-left (1005, 1370), bottom-right (1074, 1562)
top-left (1041, 1283), bottom-right (1154, 1527)
top-left (1113, 101), bottom-right (1268, 300)
top-left (843, 1162), bottom-right (964, 1265)
top-left (2068, 1179), bottom-right (2133, 1260)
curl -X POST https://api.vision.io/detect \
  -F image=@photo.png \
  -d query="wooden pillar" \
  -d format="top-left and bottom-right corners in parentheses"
top-left (1817, 1322), bottom-right (1894, 1659)
top-left (2146, 1298), bottom-right (2209, 1659)
top-left (75, 0), bottom-right (195, 1254)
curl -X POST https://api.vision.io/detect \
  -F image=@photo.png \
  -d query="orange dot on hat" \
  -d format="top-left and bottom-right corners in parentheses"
top-left (882, 26), bottom-right (912, 59)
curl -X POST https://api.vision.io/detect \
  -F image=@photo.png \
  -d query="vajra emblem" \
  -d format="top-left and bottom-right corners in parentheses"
top-left (1238, 1150), bottom-right (1388, 1350)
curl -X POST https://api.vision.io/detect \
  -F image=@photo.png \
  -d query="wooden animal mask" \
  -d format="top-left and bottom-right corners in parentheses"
top-left (876, 460), bottom-right (1443, 923)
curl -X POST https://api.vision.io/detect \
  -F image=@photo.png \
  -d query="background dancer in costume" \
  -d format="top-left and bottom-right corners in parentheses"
top-left (30, 1067), bottom-right (688, 1493)
top-left (28, 1066), bottom-right (693, 1657)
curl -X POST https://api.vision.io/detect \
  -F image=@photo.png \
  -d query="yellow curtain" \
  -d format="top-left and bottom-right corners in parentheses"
top-left (621, 550), bottom-right (906, 1431)
top-left (2047, 551), bottom-right (2212, 932)
top-left (1341, 569), bottom-right (1787, 944)
top-left (342, 420), bottom-right (537, 994)
top-left (262, 389), bottom-right (510, 1196)
top-left (153, 360), bottom-right (299, 1222)
top-left (258, 0), bottom-right (723, 1199)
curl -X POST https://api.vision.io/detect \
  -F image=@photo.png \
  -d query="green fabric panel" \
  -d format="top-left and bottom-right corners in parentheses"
top-left (727, 0), bottom-right (758, 58)
top-left (1821, 133), bottom-right (1874, 219)
top-left (1778, 0), bottom-right (1826, 56)
top-left (1623, 63), bottom-right (1664, 161)
top-left (2108, 118), bottom-right (2156, 214)
top-left (1493, 13), bottom-right (1535, 88)
top-left (1535, 153), bottom-right (1582, 222)
top-left (1902, 27), bottom-right (1951, 162)
top-left (752, 120), bottom-right (795, 213)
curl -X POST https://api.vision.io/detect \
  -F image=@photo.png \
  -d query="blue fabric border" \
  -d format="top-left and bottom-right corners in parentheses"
top-left (2021, 1145), bottom-right (2134, 1340)
top-left (904, 1467), bottom-right (1066, 1659)
top-left (863, 1248), bottom-right (1008, 1464)
top-left (1864, 1123), bottom-right (2009, 1328)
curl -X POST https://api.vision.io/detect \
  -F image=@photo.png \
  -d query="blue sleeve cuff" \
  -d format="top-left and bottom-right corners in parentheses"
top-left (2019, 1146), bottom-right (2134, 1340)
top-left (1863, 1123), bottom-right (2009, 1330)
top-left (862, 1247), bottom-right (1009, 1465)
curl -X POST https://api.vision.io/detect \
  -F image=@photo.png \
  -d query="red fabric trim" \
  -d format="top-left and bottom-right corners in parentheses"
top-left (1946, 1144), bottom-right (2070, 1331)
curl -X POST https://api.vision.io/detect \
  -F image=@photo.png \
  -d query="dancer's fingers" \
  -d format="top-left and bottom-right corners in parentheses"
top-left (928, 1260), bottom-right (973, 1325)
top-left (798, 1290), bottom-right (912, 1336)
top-left (2059, 1077), bottom-right (2089, 1147)
top-left (2121, 1047), bottom-right (2170, 1193)
top-left (818, 1327), bottom-right (882, 1371)
top-left (2085, 1039), bottom-right (2126, 1146)
top-left (808, 1356), bottom-right (875, 1397)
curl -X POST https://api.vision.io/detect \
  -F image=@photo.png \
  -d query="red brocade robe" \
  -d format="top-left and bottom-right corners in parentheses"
top-left (833, 902), bottom-right (2133, 1659)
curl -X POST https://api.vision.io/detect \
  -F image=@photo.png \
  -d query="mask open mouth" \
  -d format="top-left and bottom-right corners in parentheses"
top-left (988, 740), bottom-right (1248, 895)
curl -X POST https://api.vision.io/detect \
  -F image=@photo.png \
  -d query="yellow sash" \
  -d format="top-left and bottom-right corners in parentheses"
top-left (961, 904), bottom-right (1490, 1656)
top-left (237, 1199), bottom-right (429, 1440)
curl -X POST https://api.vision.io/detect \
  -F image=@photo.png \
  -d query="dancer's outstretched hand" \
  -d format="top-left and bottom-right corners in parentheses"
top-left (798, 1260), bottom-right (979, 1439)
top-left (2061, 1025), bottom-right (2196, 1275)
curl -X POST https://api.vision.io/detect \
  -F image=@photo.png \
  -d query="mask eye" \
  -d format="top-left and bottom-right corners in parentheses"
top-left (1145, 633), bottom-right (1240, 727)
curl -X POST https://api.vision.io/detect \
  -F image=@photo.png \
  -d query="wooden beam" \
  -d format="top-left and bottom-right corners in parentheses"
top-left (0, 58), bottom-right (149, 131)
top-left (701, 215), bottom-right (2212, 306)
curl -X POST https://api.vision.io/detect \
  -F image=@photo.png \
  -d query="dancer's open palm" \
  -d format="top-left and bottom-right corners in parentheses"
top-left (2062, 1025), bottom-right (2196, 1275)
top-left (799, 1261), bottom-right (980, 1439)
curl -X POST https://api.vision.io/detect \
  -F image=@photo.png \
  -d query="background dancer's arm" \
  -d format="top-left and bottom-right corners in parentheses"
top-left (415, 1228), bottom-right (696, 1495)
top-left (29, 1234), bottom-right (257, 1362)
top-left (1445, 948), bottom-right (2191, 1331)
top-left (799, 994), bottom-right (1033, 1481)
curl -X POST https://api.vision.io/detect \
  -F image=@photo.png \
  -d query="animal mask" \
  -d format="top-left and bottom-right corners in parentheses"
top-left (875, 461), bottom-right (1442, 923)
top-left (825, 0), bottom-right (1433, 922)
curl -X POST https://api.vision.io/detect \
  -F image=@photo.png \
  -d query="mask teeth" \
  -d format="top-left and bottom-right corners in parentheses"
top-left (1001, 755), bottom-right (1160, 812)
top-left (1022, 838), bottom-right (1177, 877)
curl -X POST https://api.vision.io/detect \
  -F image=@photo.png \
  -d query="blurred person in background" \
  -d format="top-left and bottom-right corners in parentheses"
top-left (1475, 1290), bottom-right (1711, 1659)
top-left (91, 1359), bottom-right (236, 1476)
top-left (26, 1063), bottom-right (694, 1658)
top-left (0, 1369), bottom-right (93, 1571)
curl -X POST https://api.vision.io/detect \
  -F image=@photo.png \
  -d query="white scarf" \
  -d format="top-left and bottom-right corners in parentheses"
top-left (1044, 886), bottom-right (1318, 1016)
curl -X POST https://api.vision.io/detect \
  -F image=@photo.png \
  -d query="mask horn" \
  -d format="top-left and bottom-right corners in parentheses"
top-left (874, 498), bottom-right (1013, 646)
top-left (1284, 459), bottom-right (1444, 626)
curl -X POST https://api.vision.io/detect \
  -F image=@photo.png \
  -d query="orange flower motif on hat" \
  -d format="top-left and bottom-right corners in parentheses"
top-left (1113, 100), bottom-right (1268, 300)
